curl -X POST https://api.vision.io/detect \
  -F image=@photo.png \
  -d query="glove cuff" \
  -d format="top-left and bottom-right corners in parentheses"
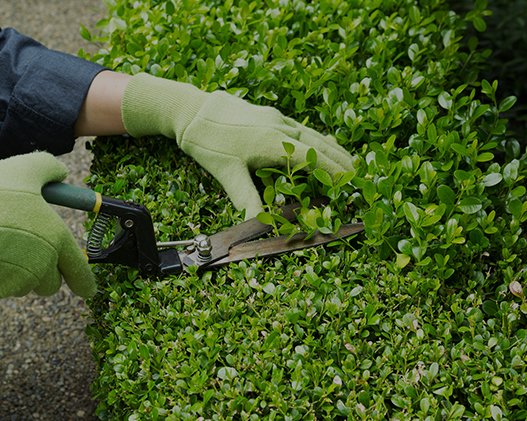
top-left (121, 73), bottom-right (207, 142)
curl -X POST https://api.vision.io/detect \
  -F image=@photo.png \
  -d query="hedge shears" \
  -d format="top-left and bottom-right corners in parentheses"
top-left (42, 183), bottom-right (364, 276)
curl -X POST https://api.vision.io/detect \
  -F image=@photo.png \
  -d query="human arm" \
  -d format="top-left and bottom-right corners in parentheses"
top-left (74, 70), bottom-right (130, 136)
top-left (0, 28), bottom-right (101, 297)
top-left (1, 27), bottom-right (352, 217)
top-left (0, 27), bottom-right (105, 158)
top-left (75, 70), bottom-right (354, 218)
top-left (73, 69), bottom-right (355, 218)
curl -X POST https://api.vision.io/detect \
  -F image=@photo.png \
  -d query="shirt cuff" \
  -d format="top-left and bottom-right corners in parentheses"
top-left (0, 47), bottom-right (105, 158)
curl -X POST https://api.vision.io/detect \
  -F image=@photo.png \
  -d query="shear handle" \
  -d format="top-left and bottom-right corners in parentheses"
top-left (42, 182), bottom-right (183, 275)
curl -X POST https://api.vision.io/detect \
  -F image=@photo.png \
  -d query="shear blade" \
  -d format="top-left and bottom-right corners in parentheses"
top-left (209, 223), bottom-right (364, 267)
top-left (198, 202), bottom-right (304, 264)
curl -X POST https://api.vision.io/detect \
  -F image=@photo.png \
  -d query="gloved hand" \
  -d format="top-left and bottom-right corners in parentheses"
top-left (121, 73), bottom-right (353, 218)
top-left (0, 152), bottom-right (97, 298)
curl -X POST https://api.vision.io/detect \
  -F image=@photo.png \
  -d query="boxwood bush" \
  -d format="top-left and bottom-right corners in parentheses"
top-left (81, 0), bottom-right (527, 419)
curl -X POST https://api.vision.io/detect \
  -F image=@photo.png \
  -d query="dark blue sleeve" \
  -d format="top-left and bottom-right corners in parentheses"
top-left (0, 28), bottom-right (106, 158)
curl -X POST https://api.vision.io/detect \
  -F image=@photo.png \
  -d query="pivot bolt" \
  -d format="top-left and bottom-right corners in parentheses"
top-left (194, 234), bottom-right (212, 262)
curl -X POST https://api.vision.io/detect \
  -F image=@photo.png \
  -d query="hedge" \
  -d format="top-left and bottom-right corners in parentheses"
top-left (81, 0), bottom-right (527, 419)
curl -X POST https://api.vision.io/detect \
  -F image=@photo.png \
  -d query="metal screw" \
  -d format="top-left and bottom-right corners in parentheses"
top-left (194, 234), bottom-right (212, 262)
top-left (124, 219), bottom-right (134, 229)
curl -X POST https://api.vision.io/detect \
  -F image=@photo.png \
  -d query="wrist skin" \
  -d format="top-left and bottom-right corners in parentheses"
top-left (74, 70), bottom-right (131, 137)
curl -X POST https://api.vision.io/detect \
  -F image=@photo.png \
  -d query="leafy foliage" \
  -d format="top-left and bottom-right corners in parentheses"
top-left (448, 0), bottom-right (527, 142)
top-left (82, 0), bottom-right (527, 419)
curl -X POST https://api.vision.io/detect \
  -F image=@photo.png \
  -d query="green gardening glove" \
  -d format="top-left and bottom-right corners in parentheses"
top-left (0, 152), bottom-right (97, 298)
top-left (121, 73), bottom-right (353, 218)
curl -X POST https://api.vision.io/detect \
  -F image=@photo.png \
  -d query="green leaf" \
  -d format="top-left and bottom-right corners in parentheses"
top-left (362, 180), bottom-right (377, 205)
top-left (263, 186), bottom-right (275, 205)
top-left (282, 142), bottom-right (295, 156)
top-left (498, 96), bottom-right (517, 113)
top-left (79, 24), bottom-right (92, 41)
top-left (433, 385), bottom-right (452, 398)
top-left (490, 405), bottom-right (503, 421)
top-left (451, 143), bottom-right (467, 155)
top-left (396, 253), bottom-right (411, 269)
top-left (503, 159), bottom-right (519, 184)
top-left (335, 171), bottom-right (355, 188)
top-left (257, 212), bottom-right (275, 225)
top-left (165, 1), bottom-right (175, 15)
top-left (398, 239), bottom-right (413, 255)
top-left (403, 202), bottom-right (420, 224)
top-left (437, 185), bottom-right (456, 204)
top-left (477, 152), bottom-right (494, 162)
top-left (438, 92), bottom-right (452, 110)
top-left (482, 173), bottom-right (502, 187)
top-left (408, 43), bottom-right (419, 61)
top-left (306, 148), bottom-right (317, 168)
top-left (350, 285), bottom-right (363, 297)
top-left (481, 79), bottom-right (495, 97)
top-left (458, 197), bottom-right (482, 214)
top-left (472, 16), bottom-right (487, 32)
top-left (263, 282), bottom-right (276, 295)
top-left (217, 367), bottom-right (239, 381)
top-left (313, 168), bottom-right (333, 187)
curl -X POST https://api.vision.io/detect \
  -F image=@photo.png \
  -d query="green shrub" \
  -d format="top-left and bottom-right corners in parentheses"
top-left (449, 0), bottom-right (527, 142)
top-left (81, 0), bottom-right (527, 419)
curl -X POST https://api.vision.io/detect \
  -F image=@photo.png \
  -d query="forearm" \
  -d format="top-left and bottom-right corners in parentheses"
top-left (0, 27), bottom-right (105, 157)
top-left (74, 70), bottom-right (131, 137)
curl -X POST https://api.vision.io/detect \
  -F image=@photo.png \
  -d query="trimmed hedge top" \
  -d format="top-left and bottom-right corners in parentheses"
top-left (82, 0), bottom-right (527, 419)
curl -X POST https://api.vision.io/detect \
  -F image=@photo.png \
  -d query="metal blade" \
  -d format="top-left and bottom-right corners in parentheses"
top-left (208, 223), bottom-right (364, 267)
top-left (179, 202), bottom-right (302, 268)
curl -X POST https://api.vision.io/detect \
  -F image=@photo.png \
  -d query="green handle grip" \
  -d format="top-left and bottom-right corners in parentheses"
top-left (42, 182), bottom-right (101, 212)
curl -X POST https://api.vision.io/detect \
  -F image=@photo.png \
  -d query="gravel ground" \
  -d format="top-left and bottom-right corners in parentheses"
top-left (0, 1), bottom-right (106, 419)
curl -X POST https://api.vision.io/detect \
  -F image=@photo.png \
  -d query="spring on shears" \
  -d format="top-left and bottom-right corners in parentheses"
top-left (87, 213), bottom-right (113, 257)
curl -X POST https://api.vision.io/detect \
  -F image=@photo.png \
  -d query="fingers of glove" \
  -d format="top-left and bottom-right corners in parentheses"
top-left (58, 232), bottom-right (97, 298)
top-left (281, 117), bottom-right (354, 172)
top-left (212, 162), bottom-right (264, 219)
top-left (0, 152), bottom-right (68, 192)
top-left (208, 91), bottom-right (286, 126)
top-left (187, 147), bottom-right (264, 219)
top-left (32, 266), bottom-right (62, 296)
